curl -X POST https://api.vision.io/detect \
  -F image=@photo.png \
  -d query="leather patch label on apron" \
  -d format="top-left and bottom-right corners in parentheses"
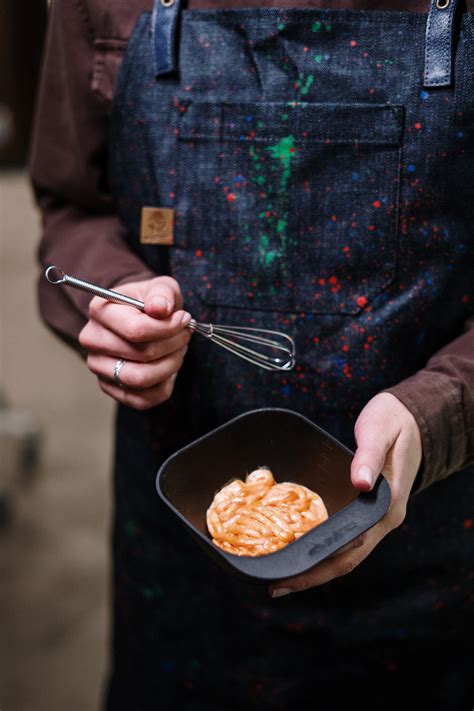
top-left (140, 207), bottom-right (174, 245)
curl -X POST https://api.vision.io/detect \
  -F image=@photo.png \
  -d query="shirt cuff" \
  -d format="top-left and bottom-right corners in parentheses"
top-left (382, 370), bottom-right (466, 495)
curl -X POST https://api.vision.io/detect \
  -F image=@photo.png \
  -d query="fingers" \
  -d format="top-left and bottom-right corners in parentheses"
top-left (327, 532), bottom-right (367, 559)
top-left (99, 373), bottom-right (178, 411)
top-left (117, 275), bottom-right (184, 317)
top-left (351, 393), bottom-right (403, 492)
top-left (88, 298), bottom-right (192, 343)
top-left (143, 276), bottom-right (184, 318)
top-left (269, 525), bottom-right (387, 598)
top-left (88, 347), bottom-right (188, 390)
top-left (79, 320), bottom-right (192, 362)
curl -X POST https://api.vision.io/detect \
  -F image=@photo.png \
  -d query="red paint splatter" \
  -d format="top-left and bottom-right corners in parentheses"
top-left (303, 46), bottom-right (309, 52)
top-left (356, 296), bottom-right (367, 307)
top-left (342, 246), bottom-right (350, 252)
top-left (373, 200), bottom-right (381, 208)
top-left (227, 193), bottom-right (235, 202)
top-left (329, 275), bottom-right (338, 285)
top-left (464, 519), bottom-right (473, 529)
top-left (350, 40), bottom-right (357, 47)
top-left (414, 122), bottom-right (422, 129)
top-left (368, 225), bottom-right (375, 231)
top-left (318, 278), bottom-right (326, 286)
top-left (287, 622), bottom-right (305, 632)
top-left (313, 337), bottom-right (319, 343)
top-left (195, 249), bottom-right (202, 257)
top-left (342, 344), bottom-right (349, 352)
top-left (331, 214), bottom-right (337, 221)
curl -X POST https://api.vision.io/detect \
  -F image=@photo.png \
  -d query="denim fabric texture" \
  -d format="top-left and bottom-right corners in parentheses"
top-left (106, 8), bottom-right (474, 709)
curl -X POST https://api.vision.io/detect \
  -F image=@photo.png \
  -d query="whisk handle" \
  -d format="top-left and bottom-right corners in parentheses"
top-left (45, 266), bottom-right (146, 312)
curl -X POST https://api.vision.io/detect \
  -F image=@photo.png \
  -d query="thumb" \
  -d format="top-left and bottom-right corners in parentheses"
top-left (144, 278), bottom-right (179, 319)
top-left (351, 411), bottom-right (399, 492)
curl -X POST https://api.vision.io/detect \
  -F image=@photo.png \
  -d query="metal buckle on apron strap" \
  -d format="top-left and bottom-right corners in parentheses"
top-left (424, 0), bottom-right (460, 88)
top-left (152, 0), bottom-right (181, 76)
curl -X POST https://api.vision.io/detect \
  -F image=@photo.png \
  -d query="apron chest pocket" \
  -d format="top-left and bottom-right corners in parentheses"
top-left (174, 101), bottom-right (403, 315)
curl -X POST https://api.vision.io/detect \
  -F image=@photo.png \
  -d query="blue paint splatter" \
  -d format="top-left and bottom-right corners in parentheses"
top-left (161, 660), bottom-right (176, 673)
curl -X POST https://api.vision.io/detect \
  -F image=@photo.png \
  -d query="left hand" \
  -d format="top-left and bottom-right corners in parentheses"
top-left (269, 392), bottom-right (423, 598)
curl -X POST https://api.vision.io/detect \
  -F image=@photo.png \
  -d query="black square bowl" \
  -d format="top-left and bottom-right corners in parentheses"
top-left (156, 408), bottom-right (390, 583)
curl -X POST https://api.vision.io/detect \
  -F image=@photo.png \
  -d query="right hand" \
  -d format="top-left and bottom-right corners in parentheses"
top-left (79, 276), bottom-right (192, 410)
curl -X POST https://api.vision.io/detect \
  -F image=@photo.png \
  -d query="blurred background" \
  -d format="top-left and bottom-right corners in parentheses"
top-left (0, 3), bottom-right (114, 709)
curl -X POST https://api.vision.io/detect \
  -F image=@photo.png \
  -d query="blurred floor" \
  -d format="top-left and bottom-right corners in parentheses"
top-left (0, 171), bottom-right (114, 711)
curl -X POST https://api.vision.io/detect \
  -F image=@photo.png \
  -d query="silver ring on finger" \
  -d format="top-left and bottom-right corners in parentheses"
top-left (114, 359), bottom-right (126, 388)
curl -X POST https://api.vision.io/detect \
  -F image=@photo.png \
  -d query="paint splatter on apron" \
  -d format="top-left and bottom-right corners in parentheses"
top-left (106, 3), bottom-right (474, 708)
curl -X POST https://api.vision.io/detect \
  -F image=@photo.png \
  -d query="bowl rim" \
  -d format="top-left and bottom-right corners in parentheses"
top-left (155, 407), bottom-right (391, 581)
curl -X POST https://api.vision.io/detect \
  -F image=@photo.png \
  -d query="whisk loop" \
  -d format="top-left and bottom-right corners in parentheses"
top-left (45, 266), bottom-right (295, 371)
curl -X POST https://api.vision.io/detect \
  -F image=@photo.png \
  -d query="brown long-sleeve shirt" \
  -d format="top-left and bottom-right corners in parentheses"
top-left (29, 0), bottom-right (474, 493)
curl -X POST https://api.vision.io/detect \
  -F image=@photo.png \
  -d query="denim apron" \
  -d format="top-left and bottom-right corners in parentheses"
top-left (107, 2), bottom-right (473, 708)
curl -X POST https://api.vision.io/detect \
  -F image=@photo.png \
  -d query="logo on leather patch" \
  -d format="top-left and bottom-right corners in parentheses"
top-left (140, 207), bottom-right (174, 245)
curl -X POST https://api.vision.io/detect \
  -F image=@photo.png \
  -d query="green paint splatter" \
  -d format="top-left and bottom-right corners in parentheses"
top-left (277, 22), bottom-right (285, 30)
top-left (311, 21), bottom-right (321, 32)
top-left (264, 250), bottom-right (277, 266)
top-left (281, 113), bottom-right (289, 121)
top-left (125, 520), bottom-right (137, 537)
top-left (314, 54), bottom-right (323, 63)
top-left (266, 135), bottom-right (296, 190)
top-left (325, 22), bottom-right (332, 31)
top-left (276, 217), bottom-right (287, 234)
top-left (143, 584), bottom-right (164, 600)
top-left (296, 74), bottom-right (314, 96)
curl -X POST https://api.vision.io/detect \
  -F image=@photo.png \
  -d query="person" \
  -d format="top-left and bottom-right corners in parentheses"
top-left (30, 0), bottom-right (473, 708)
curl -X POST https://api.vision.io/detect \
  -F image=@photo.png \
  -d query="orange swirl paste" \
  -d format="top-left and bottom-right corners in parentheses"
top-left (206, 468), bottom-right (328, 557)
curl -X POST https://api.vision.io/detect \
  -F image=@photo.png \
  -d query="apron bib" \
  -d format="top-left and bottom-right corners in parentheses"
top-left (106, 4), bottom-right (474, 708)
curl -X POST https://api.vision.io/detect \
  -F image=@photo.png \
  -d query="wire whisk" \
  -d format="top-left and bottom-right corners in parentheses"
top-left (45, 266), bottom-right (295, 371)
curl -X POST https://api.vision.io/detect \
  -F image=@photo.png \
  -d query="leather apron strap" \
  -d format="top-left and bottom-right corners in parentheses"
top-left (152, 0), bottom-right (182, 75)
top-left (423, 0), bottom-right (460, 87)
